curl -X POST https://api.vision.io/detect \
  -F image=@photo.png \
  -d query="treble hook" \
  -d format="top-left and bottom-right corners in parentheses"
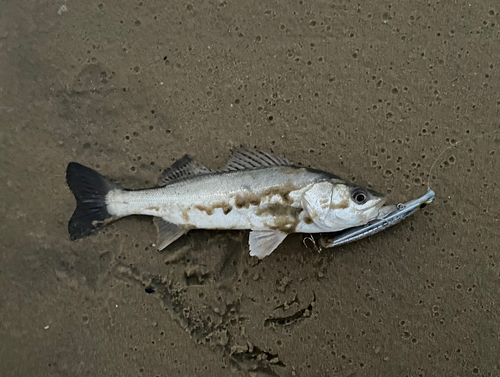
top-left (302, 234), bottom-right (321, 252)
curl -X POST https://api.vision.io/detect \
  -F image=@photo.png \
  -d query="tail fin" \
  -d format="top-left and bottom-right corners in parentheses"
top-left (66, 162), bottom-right (120, 240)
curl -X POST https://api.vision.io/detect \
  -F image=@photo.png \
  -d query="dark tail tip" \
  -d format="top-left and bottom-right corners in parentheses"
top-left (66, 162), bottom-right (120, 240)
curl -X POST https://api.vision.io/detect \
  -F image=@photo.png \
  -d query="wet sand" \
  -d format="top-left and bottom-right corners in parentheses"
top-left (1, 0), bottom-right (499, 376)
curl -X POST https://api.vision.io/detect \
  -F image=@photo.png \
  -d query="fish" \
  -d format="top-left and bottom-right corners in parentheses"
top-left (318, 189), bottom-right (435, 249)
top-left (66, 146), bottom-right (395, 259)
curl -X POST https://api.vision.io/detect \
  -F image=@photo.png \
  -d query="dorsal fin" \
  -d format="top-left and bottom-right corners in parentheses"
top-left (221, 145), bottom-right (292, 172)
top-left (158, 155), bottom-right (212, 186)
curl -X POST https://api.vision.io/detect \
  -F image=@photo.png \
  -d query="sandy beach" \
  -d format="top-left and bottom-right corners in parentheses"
top-left (1, 0), bottom-right (499, 375)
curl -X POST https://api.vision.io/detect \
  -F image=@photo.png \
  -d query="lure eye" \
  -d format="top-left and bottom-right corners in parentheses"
top-left (352, 188), bottom-right (368, 205)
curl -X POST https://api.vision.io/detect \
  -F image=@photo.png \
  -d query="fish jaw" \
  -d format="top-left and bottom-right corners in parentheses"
top-left (376, 204), bottom-right (397, 220)
top-left (358, 195), bottom-right (389, 223)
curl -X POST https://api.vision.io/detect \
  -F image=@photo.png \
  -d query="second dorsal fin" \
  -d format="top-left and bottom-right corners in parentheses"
top-left (158, 155), bottom-right (212, 186)
top-left (221, 145), bottom-right (292, 172)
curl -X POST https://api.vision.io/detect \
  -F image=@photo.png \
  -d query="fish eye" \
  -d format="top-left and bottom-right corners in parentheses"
top-left (352, 188), bottom-right (368, 204)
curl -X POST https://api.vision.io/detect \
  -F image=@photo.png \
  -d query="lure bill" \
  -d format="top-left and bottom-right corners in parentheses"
top-left (318, 189), bottom-right (436, 249)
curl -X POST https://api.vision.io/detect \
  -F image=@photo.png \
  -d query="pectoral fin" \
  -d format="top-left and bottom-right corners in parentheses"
top-left (154, 218), bottom-right (188, 251)
top-left (248, 230), bottom-right (288, 259)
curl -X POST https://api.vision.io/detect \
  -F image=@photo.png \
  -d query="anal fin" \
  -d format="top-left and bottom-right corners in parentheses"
top-left (248, 230), bottom-right (288, 259)
top-left (154, 218), bottom-right (188, 251)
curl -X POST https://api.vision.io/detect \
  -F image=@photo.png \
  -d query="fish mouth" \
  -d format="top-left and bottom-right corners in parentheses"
top-left (376, 204), bottom-right (397, 220)
top-left (375, 194), bottom-right (388, 210)
top-left (360, 196), bottom-right (389, 224)
top-left (370, 195), bottom-right (398, 221)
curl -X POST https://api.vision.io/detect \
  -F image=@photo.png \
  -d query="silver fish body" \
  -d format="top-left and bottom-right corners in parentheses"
top-left (107, 167), bottom-right (335, 233)
top-left (66, 146), bottom-right (391, 258)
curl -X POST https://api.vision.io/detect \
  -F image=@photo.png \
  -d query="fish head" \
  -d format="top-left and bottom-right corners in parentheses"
top-left (303, 180), bottom-right (388, 231)
top-left (338, 183), bottom-right (388, 225)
